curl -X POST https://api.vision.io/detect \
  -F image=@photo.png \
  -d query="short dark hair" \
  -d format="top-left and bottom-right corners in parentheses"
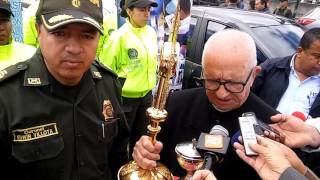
top-left (229, 0), bottom-right (238, 4)
top-left (180, 0), bottom-right (191, 15)
top-left (260, 0), bottom-right (268, 8)
top-left (299, 28), bottom-right (320, 50)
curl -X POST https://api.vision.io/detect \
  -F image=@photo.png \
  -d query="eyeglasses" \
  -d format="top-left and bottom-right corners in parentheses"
top-left (200, 69), bottom-right (253, 93)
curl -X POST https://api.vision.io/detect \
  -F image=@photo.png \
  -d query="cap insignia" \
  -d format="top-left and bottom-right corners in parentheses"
top-left (72, 0), bottom-right (81, 7)
top-left (89, 0), bottom-right (100, 7)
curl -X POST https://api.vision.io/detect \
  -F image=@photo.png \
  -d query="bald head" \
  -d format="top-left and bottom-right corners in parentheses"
top-left (201, 30), bottom-right (260, 112)
top-left (202, 29), bottom-right (257, 72)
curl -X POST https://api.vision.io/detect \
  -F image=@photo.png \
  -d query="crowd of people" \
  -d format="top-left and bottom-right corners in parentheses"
top-left (0, 0), bottom-right (319, 180)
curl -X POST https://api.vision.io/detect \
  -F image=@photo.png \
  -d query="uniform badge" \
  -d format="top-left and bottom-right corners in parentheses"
top-left (102, 100), bottom-right (114, 121)
top-left (27, 78), bottom-right (41, 85)
top-left (0, 69), bottom-right (7, 79)
top-left (128, 48), bottom-right (138, 60)
top-left (93, 71), bottom-right (102, 79)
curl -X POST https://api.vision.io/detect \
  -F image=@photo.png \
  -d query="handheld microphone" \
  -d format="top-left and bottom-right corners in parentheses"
top-left (196, 125), bottom-right (230, 169)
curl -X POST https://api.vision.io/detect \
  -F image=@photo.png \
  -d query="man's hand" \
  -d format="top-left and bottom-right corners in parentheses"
top-left (234, 136), bottom-right (292, 180)
top-left (271, 114), bottom-right (320, 148)
top-left (192, 170), bottom-right (217, 180)
top-left (132, 135), bottom-right (163, 169)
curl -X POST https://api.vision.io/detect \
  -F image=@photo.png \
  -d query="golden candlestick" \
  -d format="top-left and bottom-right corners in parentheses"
top-left (117, 2), bottom-right (181, 179)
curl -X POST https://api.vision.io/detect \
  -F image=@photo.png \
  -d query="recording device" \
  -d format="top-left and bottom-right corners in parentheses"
top-left (238, 115), bottom-right (258, 156)
top-left (242, 112), bottom-right (281, 138)
top-left (196, 125), bottom-right (230, 169)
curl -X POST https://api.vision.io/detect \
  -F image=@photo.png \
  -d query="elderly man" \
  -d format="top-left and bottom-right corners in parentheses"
top-left (132, 29), bottom-right (279, 179)
top-left (0, 0), bottom-right (129, 179)
top-left (0, 0), bottom-right (35, 69)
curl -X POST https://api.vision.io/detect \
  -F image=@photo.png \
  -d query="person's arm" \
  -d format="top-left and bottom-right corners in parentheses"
top-left (305, 167), bottom-right (320, 180)
top-left (98, 31), bottom-right (122, 72)
top-left (271, 114), bottom-right (320, 148)
top-left (279, 167), bottom-right (308, 180)
top-left (234, 136), bottom-right (307, 179)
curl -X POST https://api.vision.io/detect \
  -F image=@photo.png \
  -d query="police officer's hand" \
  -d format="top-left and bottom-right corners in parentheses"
top-left (132, 135), bottom-right (163, 170)
top-left (192, 170), bottom-right (217, 180)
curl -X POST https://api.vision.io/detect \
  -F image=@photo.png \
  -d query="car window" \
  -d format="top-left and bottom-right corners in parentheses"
top-left (251, 24), bottom-right (304, 59)
top-left (186, 16), bottom-right (198, 58)
top-left (305, 7), bottom-right (320, 19)
top-left (205, 21), bottom-right (226, 42)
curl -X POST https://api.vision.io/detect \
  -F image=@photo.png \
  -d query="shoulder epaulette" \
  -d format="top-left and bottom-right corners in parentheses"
top-left (92, 60), bottom-right (118, 77)
top-left (0, 62), bottom-right (28, 83)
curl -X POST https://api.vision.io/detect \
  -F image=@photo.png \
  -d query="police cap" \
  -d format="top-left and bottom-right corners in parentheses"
top-left (36, 0), bottom-right (103, 34)
top-left (0, 0), bottom-right (13, 16)
top-left (121, 0), bottom-right (158, 17)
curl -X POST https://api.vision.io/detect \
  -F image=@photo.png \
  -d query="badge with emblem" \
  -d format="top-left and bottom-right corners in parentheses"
top-left (128, 48), bottom-right (138, 60)
top-left (102, 100), bottom-right (114, 121)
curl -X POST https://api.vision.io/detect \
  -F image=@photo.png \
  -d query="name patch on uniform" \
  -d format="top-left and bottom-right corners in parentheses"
top-left (12, 123), bottom-right (58, 142)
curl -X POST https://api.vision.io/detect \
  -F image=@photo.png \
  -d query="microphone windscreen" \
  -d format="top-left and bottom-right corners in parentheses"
top-left (292, 111), bottom-right (306, 121)
top-left (231, 130), bottom-right (241, 145)
top-left (209, 125), bottom-right (229, 137)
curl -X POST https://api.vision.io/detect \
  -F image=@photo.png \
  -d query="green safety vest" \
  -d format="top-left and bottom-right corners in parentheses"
top-left (99, 22), bottom-right (158, 98)
top-left (0, 38), bottom-right (36, 69)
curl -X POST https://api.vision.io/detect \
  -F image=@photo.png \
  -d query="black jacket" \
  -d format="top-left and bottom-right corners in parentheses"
top-left (252, 55), bottom-right (320, 118)
top-left (158, 87), bottom-right (278, 179)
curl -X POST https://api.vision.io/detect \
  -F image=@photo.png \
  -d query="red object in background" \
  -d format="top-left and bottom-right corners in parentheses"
top-left (292, 111), bottom-right (307, 121)
top-left (297, 18), bottom-right (316, 26)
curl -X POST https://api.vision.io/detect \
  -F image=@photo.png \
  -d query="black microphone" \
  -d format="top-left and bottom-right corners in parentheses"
top-left (196, 125), bottom-right (230, 169)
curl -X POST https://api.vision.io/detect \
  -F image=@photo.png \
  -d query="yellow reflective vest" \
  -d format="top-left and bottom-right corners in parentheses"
top-left (0, 38), bottom-right (36, 69)
top-left (99, 22), bottom-right (158, 98)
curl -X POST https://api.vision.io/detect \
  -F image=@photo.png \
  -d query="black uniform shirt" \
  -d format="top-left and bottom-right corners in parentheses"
top-left (0, 51), bottom-right (130, 180)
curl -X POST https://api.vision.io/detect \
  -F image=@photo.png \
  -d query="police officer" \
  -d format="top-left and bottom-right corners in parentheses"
top-left (0, 0), bottom-right (36, 69)
top-left (0, 0), bottom-right (130, 179)
top-left (99, 0), bottom-right (158, 154)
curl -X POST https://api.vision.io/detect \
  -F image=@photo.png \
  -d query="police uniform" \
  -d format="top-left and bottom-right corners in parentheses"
top-left (99, 0), bottom-right (158, 153)
top-left (0, 0), bottom-right (130, 179)
top-left (0, 50), bottom-right (130, 180)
